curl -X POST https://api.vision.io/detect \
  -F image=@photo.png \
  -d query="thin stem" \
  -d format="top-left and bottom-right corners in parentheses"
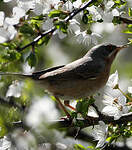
top-left (17, 27), bottom-right (56, 52)
top-left (118, 87), bottom-right (132, 101)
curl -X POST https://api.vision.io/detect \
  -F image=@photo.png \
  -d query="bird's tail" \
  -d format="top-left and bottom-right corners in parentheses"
top-left (0, 72), bottom-right (32, 79)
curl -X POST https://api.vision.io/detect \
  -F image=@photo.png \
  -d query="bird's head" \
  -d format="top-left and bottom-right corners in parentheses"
top-left (86, 43), bottom-right (128, 63)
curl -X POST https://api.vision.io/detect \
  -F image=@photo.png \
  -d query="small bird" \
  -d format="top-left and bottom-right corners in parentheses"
top-left (0, 43), bottom-right (128, 117)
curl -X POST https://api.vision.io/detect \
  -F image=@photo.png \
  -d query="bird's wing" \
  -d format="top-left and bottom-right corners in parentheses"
top-left (31, 65), bottom-right (65, 80)
top-left (39, 57), bottom-right (105, 80)
top-left (73, 60), bottom-right (105, 79)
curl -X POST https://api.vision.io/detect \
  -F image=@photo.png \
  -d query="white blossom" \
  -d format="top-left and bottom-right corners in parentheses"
top-left (112, 8), bottom-right (120, 16)
top-left (3, 0), bottom-right (13, 2)
top-left (6, 80), bottom-right (23, 98)
top-left (68, 19), bottom-right (80, 34)
top-left (107, 70), bottom-right (119, 89)
top-left (94, 71), bottom-right (130, 120)
top-left (105, 0), bottom-right (114, 10)
top-left (96, 0), bottom-right (119, 22)
top-left (17, 0), bottom-right (35, 12)
top-left (87, 6), bottom-right (102, 21)
top-left (42, 18), bottom-right (67, 39)
top-left (93, 121), bottom-right (108, 148)
top-left (76, 31), bottom-right (101, 46)
top-left (55, 29), bottom-right (67, 39)
top-left (0, 12), bottom-right (5, 26)
top-left (56, 142), bottom-right (67, 150)
top-left (0, 136), bottom-right (11, 150)
top-left (73, 0), bottom-right (82, 8)
top-left (12, 130), bottom-right (37, 150)
top-left (26, 96), bottom-right (59, 127)
top-left (5, 7), bottom-right (26, 25)
top-left (128, 86), bottom-right (132, 94)
top-left (42, 18), bottom-right (54, 31)
top-left (23, 62), bottom-right (35, 74)
top-left (101, 86), bottom-right (129, 120)
top-left (62, 1), bottom-right (73, 12)
top-left (33, 0), bottom-right (60, 15)
top-left (0, 12), bottom-right (17, 43)
top-left (87, 106), bottom-right (99, 117)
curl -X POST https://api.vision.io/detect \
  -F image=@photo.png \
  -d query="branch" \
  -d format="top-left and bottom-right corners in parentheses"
top-left (114, 16), bottom-right (132, 24)
top-left (64, 0), bottom-right (97, 22)
top-left (17, 27), bottom-right (56, 52)
top-left (50, 112), bottom-right (132, 128)
top-left (17, 0), bottom-right (97, 52)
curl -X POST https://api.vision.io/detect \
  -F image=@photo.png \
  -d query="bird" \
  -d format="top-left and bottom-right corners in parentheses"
top-left (0, 43), bottom-right (128, 117)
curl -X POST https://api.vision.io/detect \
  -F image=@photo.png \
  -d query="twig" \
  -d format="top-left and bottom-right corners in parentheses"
top-left (91, 103), bottom-right (103, 118)
top-left (17, 28), bottom-right (56, 52)
top-left (50, 112), bottom-right (132, 128)
top-left (64, 0), bottom-right (97, 22)
top-left (18, 0), bottom-right (97, 52)
top-left (114, 16), bottom-right (132, 24)
top-left (12, 121), bottom-right (30, 130)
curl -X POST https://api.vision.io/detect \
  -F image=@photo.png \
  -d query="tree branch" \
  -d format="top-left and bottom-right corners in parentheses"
top-left (13, 112), bottom-right (132, 130)
top-left (17, 27), bottom-right (56, 52)
top-left (17, 0), bottom-right (97, 52)
top-left (50, 112), bottom-right (132, 128)
top-left (114, 16), bottom-right (132, 24)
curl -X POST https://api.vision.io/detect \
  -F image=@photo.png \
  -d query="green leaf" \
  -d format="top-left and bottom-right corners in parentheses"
top-left (48, 10), bottom-right (67, 19)
top-left (0, 117), bottom-right (7, 137)
top-left (82, 11), bottom-right (94, 24)
top-left (112, 16), bottom-right (122, 25)
top-left (37, 35), bottom-right (51, 46)
top-left (82, 14), bottom-right (88, 24)
top-left (87, 146), bottom-right (94, 149)
top-left (20, 23), bottom-right (34, 35)
top-left (27, 52), bottom-right (37, 68)
top-left (76, 98), bottom-right (95, 117)
top-left (123, 25), bottom-right (132, 34)
top-left (87, 97), bottom-right (95, 105)
top-left (31, 15), bottom-right (44, 21)
top-left (82, 0), bottom-right (103, 6)
top-left (87, 29), bottom-right (92, 34)
top-left (71, 111), bottom-right (77, 118)
top-left (112, 0), bottom-right (127, 8)
top-left (49, 10), bottom-right (62, 18)
top-left (128, 38), bottom-right (132, 45)
top-left (74, 144), bottom-right (87, 150)
top-left (76, 100), bottom-right (89, 117)
top-left (1, 50), bottom-right (21, 61)
top-left (87, 14), bottom-right (94, 24)
top-left (54, 20), bottom-right (68, 33)
top-left (93, 0), bottom-right (103, 6)
top-left (0, 42), bottom-right (17, 49)
top-left (129, 8), bottom-right (132, 17)
top-left (31, 15), bottom-right (44, 30)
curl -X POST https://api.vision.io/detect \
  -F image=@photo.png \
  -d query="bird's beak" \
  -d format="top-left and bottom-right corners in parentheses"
top-left (107, 44), bottom-right (129, 63)
top-left (116, 44), bottom-right (129, 52)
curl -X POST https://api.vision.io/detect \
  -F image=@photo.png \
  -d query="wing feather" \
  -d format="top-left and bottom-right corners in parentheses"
top-left (39, 57), bottom-right (105, 81)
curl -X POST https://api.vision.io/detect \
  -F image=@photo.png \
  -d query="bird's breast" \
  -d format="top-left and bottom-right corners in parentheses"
top-left (41, 70), bottom-right (110, 100)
